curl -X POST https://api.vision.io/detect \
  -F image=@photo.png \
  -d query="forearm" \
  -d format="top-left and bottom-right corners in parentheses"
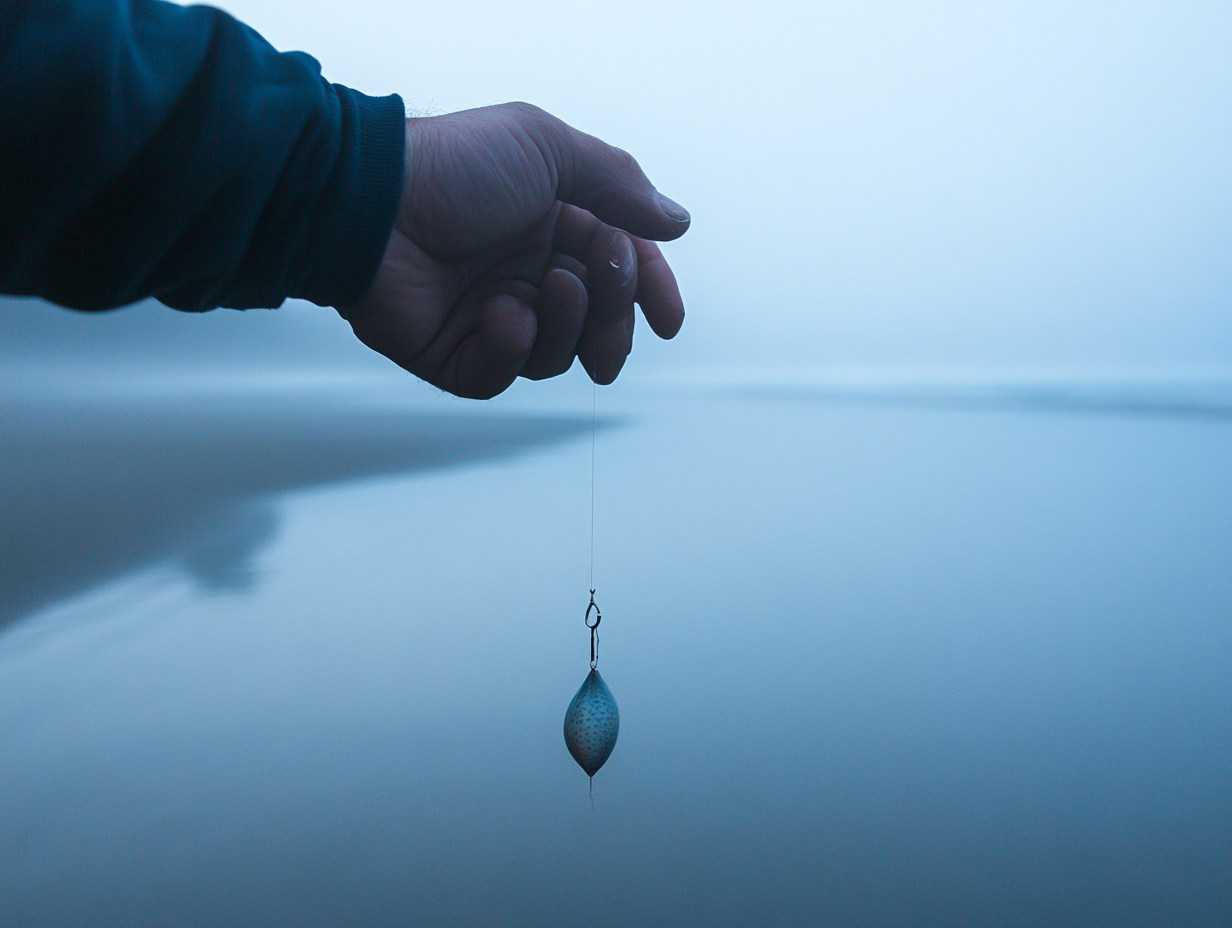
top-left (0, 0), bottom-right (404, 313)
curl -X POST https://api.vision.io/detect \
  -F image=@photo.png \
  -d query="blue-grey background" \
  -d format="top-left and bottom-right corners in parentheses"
top-left (1, 2), bottom-right (1230, 925)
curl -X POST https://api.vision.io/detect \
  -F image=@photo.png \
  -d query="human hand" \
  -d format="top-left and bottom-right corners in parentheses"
top-left (340, 103), bottom-right (690, 399)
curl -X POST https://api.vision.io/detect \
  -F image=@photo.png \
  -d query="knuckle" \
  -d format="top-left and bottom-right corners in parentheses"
top-left (504, 101), bottom-right (553, 131)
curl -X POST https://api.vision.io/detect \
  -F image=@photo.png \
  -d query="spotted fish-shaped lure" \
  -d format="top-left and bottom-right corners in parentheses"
top-left (563, 668), bottom-right (620, 777)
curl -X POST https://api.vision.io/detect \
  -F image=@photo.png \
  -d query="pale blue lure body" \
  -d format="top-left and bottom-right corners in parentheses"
top-left (563, 668), bottom-right (619, 777)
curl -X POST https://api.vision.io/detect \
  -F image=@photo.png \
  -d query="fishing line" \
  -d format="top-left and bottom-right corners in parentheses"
top-left (563, 364), bottom-right (620, 799)
top-left (590, 374), bottom-right (596, 592)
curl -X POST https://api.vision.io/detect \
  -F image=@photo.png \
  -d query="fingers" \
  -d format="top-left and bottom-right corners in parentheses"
top-left (576, 309), bottom-right (634, 386)
top-left (586, 226), bottom-right (637, 324)
top-left (631, 238), bottom-right (684, 339)
top-left (574, 226), bottom-right (636, 383)
top-left (425, 211), bottom-right (679, 393)
top-left (449, 293), bottom-right (538, 399)
top-left (553, 205), bottom-right (639, 325)
top-left (547, 118), bottom-right (691, 243)
top-left (521, 268), bottom-right (587, 381)
top-left (554, 204), bottom-right (684, 335)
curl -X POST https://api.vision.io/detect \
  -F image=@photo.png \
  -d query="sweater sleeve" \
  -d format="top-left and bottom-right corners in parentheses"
top-left (0, 0), bottom-right (405, 312)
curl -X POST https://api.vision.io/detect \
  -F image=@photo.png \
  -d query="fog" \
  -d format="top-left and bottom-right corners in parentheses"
top-left (219, 0), bottom-right (1232, 377)
top-left (6, 1), bottom-right (1228, 382)
top-left (1, 4), bottom-right (1229, 927)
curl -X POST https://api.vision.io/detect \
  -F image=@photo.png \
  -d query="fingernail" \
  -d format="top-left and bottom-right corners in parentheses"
top-left (656, 192), bottom-right (690, 223)
top-left (608, 236), bottom-right (634, 283)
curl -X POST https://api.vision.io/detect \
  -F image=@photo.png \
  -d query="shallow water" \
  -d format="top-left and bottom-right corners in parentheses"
top-left (1, 379), bottom-right (1229, 927)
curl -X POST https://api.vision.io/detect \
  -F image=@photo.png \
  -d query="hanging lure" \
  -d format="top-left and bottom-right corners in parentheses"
top-left (563, 589), bottom-right (619, 779)
top-left (564, 373), bottom-right (619, 789)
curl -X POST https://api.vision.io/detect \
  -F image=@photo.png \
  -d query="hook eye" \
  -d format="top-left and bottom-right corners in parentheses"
top-left (585, 600), bottom-right (602, 630)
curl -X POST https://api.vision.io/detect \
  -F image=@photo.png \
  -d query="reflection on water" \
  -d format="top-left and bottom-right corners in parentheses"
top-left (0, 383), bottom-right (1229, 928)
top-left (0, 397), bottom-right (592, 628)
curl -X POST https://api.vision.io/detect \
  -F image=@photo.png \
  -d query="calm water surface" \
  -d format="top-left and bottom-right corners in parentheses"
top-left (1, 381), bottom-right (1229, 927)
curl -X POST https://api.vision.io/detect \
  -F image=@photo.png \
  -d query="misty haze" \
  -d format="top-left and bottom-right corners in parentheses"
top-left (2, 3), bottom-right (1229, 926)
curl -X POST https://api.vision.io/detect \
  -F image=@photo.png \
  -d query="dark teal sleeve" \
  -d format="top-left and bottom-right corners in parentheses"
top-left (0, 0), bottom-right (405, 312)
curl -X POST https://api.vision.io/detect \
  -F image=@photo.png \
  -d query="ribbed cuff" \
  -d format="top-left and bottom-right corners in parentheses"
top-left (292, 88), bottom-right (405, 308)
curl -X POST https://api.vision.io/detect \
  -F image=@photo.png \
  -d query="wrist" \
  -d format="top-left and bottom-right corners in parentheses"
top-left (291, 88), bottom-right (406, 309)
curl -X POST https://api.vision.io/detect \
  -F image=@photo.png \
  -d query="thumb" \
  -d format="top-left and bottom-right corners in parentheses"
top-left (552, 122), bottom-right (691, 242)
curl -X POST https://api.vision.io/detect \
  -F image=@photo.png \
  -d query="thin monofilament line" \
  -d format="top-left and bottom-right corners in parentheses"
top-left (590, 375), bottom-right (596, 591)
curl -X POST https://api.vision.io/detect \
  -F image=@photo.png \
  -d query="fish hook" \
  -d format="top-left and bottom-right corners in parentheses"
top-left (585, 589), bottom-right (601, 669)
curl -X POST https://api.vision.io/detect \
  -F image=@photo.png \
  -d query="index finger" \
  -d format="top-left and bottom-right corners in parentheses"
top-left (554, 205), bottom-right (685, 339)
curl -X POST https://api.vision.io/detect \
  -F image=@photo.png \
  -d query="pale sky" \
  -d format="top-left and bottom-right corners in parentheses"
top-left (7, 2), bottom-right (1227, 382)
top-left (209, 0), bottom-right (1231, 377)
